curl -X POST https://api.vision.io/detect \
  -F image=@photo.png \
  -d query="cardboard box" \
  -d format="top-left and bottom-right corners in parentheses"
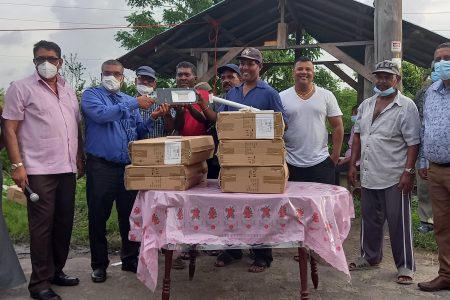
top-left (125, 161), bottom-right (208, 190)
top-left (216, 111), bottom-right (285, 140)
top-left (6, 185), bottom-right (27, 206)
top-left (218, 139), bottom-right (285, 166)
top-left (129, 136), bottom-right (214, 166)
top-left (219, 164), bottom-right (289, 194)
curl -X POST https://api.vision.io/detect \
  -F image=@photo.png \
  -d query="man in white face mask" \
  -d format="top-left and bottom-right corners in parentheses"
top-left (81, 60), bottom-right (169, 284)
top-left (135, 66), bottom-right (171, 138)
top-left (2, 40), bottom-right (84, 300)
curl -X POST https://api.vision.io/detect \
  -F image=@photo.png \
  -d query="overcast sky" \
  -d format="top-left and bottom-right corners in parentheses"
top-left (0, 0), bottom-right (449, 90)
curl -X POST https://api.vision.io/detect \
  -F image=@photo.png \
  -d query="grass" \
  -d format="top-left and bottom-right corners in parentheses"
top-left (2, 171), bottom-right (121, 248)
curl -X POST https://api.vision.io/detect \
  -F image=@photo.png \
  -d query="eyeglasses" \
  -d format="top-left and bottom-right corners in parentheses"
top-left (102, 71), bottom-right (123, 78)
top-left (34, 56), bottom-right (59, 65)
top-left (137, 75), bottom-right (155, 83)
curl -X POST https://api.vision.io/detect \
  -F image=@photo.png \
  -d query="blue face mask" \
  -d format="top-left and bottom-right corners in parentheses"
top-left (351, 115), bottom-right (357, 123)
top-left (431, 71), bottom-right (440, 82)
top-left (373, 86), bottom-right (396, 96)
top-left (436, 60), bottom-right (450, 80)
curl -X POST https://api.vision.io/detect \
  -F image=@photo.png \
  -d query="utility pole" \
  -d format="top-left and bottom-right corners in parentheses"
top-left (374, 0), bottom-right (403, 89)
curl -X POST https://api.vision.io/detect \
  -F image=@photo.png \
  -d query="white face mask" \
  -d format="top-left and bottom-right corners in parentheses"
top-left (37, 61), bottom-right (58, 79)
top-left (136, 84), bottom-right (154, 96)
top-left (102, 75), bottom-right (122, 92)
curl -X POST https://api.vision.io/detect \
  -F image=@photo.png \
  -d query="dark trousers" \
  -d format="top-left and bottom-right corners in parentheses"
top-left (287, 157), bottom-right (336, 184)
top-left (360, 185), bottom-right (415, 272)
top-left (86, 155), bottom-right (139, 270)
top-left (27, 173), bottom-right (76, 294)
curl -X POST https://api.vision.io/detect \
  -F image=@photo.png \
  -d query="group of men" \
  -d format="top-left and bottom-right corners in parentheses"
top-left (0, 39), bottom-right (449, 300)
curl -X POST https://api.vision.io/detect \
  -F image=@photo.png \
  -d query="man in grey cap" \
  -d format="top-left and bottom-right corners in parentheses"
top-left (135, 66), bottom-right (171, 138)
top-left (348, 60), bottom-right (421, 284)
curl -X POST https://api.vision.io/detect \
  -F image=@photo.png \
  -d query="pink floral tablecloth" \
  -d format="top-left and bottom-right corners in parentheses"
top-left (129, 180), bottom-right (354, 291)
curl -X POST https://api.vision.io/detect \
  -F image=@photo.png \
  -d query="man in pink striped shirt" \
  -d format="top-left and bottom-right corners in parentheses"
top-left (2, 40), bottom-right (84, 300)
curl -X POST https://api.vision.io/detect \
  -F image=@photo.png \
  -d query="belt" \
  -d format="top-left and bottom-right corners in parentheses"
top-left (86, 154), bottom-right (128, 167)
top-left (431, 161), bottom-right (450, 167)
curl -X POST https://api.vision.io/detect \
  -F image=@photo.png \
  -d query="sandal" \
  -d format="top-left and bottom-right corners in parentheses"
top-left (179, 252), bottom-right (190, 260)
top-left (348, 257), bottom-right (380, 271)
top-left (214, 251), bottom-right (242, 267)
top-left (396, 268), bottom-right (414, 285)
top-left (172, 256), bottom-right (186, 270)
top-left (248, 259), bottom-right (270, 273)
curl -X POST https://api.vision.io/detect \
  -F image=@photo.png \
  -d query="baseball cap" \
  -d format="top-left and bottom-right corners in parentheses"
top-left (372, 60), bottom-right (400, 75)
top-left (236, 47), bottom-right (263, 64)
top-left (217, 64), bottom-right (241, 76)
top-left (136, 66), bottom-right (157, 79)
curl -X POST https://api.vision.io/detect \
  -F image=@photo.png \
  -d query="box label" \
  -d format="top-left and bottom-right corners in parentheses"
top-left (164, 141), bottom-right (182, 164)
top-left (255, 114), bottom-right (274, 139)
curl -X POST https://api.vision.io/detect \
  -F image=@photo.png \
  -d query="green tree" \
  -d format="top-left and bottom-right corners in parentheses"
top-left (60, 53), bottom-right (86, 97)
top-left (401, 61), bottom-right (429, 99)
top-left (116, 0), bottom-right (217, 50)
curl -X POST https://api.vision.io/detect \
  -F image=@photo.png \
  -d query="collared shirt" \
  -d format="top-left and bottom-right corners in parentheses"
top-left (419, 80), bottom-right (450, 167)
top-left (354, 91), bottom-right (420, 189)
top-left (2, 72), bottom-right (79, 175)
top-left (81, 86), bottom-right (154, 164)
top-left (218, 80), bottom-right (288, 122)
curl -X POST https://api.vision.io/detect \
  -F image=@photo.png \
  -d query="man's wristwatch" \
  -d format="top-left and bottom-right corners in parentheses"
top-left (11, 162), bottom-right (24, 170)
top-left (404, 168), bottom-right (415, 175)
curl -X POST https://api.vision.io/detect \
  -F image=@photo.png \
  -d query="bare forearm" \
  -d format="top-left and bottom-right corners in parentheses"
top-left (164, 115), bottom-right (175, 134)
top-left (3, 127), bottom-right (22, 164)
top-left (331, 125), bottom-right (344, 158)
top-left (405, 144), bottom-right (419, 169)
top-left (350, 133), bottom-right (361, 167)
top-left (199, 104), bottom-right (217, 123)
top-left (77, 125), bottom-right (85, 159)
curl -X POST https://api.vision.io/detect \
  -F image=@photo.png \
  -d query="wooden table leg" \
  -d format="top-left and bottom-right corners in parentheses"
top-left (310, 253), bottom-right (319, 289)
top-left (189, 246), bottom-right (197, 281)
top-left (162, 250), bottom-right (173, 300)
top-left (298, 247), bottom-right (309, 300)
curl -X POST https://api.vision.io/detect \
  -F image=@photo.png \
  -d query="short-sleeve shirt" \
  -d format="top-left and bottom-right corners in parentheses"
top-left (2, 72), bottom-right (79, 175)
top-left (280, 86), bottom-right (342, 167)
top-left (218, 80), bottom-right (288, 122)
top-left (354, 91), bottom-right (421, 189)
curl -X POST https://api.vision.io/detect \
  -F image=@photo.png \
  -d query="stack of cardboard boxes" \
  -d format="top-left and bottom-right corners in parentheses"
top-left (125, 136), bottom-right (215, 191)
top-left (216, 111), bottom-right (288, 193)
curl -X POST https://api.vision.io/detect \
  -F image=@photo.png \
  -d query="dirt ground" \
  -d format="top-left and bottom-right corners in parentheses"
top-left (3, 218), bottom-right (449, 300)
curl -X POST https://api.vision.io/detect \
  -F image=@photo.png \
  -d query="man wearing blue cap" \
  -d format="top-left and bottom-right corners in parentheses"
top-left (136, 66), bottom-right (172, 138)
top-left (217, 63), bottom-right (242, 95)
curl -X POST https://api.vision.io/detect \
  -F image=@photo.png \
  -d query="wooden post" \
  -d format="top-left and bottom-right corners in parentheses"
top-left (363, 44), bottom-right (375, 102)
top-left (277, 0), bottom-right (287, 49)
top-left (196, 52), bottom-right (209, 78)
top-left (374, 0), bottom-right (402, 88)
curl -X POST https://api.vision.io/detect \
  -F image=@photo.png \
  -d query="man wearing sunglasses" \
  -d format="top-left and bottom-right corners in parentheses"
top-left (2, 40), bottom-right (84, 300)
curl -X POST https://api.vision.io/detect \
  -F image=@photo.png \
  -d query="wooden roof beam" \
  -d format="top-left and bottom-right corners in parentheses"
top-left (319, 43), bottom-right (375, 82)
top-left (198, 47), bottom-right (244, 82)
top-left (322, 62), bottom-right (358, 90)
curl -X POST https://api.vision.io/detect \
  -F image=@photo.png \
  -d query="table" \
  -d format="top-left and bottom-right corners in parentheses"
top-left (129, 180), bottom-right (354, 299)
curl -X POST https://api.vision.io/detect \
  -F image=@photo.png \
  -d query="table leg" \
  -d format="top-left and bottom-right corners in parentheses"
top-left (298, 247), bottom-right (309, 300)
top-left (162, 250), bottom-right (173, 300)
top-left (189, 246), bottom-right (197, 281)
top-left (310, 254), bottom-right (319, 289)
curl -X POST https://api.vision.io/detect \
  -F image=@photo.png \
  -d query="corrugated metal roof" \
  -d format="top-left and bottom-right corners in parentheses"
top-left (118, 0), bottom-right (447, 76)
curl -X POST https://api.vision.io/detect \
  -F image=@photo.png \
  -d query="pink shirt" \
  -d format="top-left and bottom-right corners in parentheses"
top-left (2, 72), bottom-right (79, 175)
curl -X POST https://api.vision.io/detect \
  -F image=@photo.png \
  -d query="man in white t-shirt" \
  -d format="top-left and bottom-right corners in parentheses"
top-left (280, 56), bottom-right (344, 186)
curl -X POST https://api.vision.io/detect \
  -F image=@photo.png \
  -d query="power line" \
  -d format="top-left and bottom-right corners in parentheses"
top-left (0, 17), bottom-right (140, 26)
top-left (0, 21), bottom-right (208, 32)
top-left (0, 2), bottom-right (173, 11)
